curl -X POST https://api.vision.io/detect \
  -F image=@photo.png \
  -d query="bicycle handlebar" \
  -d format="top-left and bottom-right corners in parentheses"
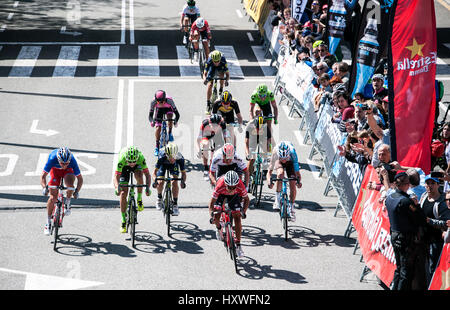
top-left (119, 184), bottom-right (149, 188)
top-left (270, 177), bottom-right (299, 184)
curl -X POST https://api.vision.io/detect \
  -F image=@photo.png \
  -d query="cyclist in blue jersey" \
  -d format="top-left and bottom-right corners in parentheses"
top-left (203, 50), bottom-right (230, 114)
top-left (40, 147), bottom-right (83, 235)
top-left (267, 141), bottom-right (302, 221)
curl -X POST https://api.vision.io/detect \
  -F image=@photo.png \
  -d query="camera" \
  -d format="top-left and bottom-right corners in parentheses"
top-left (381, 162), bottom-right (393, 171)
top-left (356, 103), bottom-right (371, 111)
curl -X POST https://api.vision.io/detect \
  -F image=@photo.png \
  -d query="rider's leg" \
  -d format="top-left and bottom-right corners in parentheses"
top-left (155, 125), bottom-right (162, 148)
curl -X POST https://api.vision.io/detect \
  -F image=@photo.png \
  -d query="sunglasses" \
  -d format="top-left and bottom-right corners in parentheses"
top-left (446, 198), bottom-right (450, 202)
top-left (319, 49), bottom-right (326, 52)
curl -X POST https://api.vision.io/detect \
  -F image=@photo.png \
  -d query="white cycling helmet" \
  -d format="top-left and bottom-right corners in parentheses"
top-left (196, 17), bottom-right (205, 28)
top-left (57, 147), bottom-right (72, 163)
top-left (278, 141), bottom-right (291, 159)
top-left (224, 170), bottom-right (240, 187)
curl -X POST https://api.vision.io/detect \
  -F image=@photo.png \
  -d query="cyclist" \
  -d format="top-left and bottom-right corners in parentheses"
top-left (149, 90), bottom-right (181, 156)
top-left (197, 113), bottom-right (231, 180)
top-left (114, 146), bottom-right (151, 233)
top-left (209, 143), bottom-right (249, 190)
top-left (245, 108), bottom-right (272, 178)
top-left (249, 84), bottom-right (278, 137)
top-left (211, 90), bottom-right (243, 146)
top-left (41, 147), bottom-right (83, 235)
top-left (267, 141), bottom-right (302, 221)
top-left (180, 0), bottom-right (200, 45)
top-left (203, 50), bottom-right (230, 114)
top-left (189, 17), bottom-right (212, 61)
top-left (152, 143), bottom-right (187, 216)
top-left (209, 170), bottom-right (249, 257)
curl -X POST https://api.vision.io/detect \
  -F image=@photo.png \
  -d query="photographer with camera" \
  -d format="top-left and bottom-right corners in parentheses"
top-left (364, 101), bottom-right (391, 168)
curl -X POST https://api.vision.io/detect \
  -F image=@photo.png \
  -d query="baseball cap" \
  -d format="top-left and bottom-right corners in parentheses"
top-left (424, 175), bottom-right (439, 183)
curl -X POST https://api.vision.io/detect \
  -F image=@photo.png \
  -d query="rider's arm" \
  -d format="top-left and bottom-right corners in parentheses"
top-left (75, 174), bottom-right (83, 194)
top-left (40, 171), bottom-right (48, 189)
top-left (148, 100), bottom-right (156, 123)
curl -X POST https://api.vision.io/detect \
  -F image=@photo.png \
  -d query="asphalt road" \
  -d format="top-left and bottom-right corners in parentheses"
top-left (0, 0), bottom-right (449, 294)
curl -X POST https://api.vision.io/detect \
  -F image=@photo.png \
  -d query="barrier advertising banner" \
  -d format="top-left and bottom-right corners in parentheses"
top-left (388, 0), bottom-right (437, 173)
top-left (428, 243), bottom-right (450, 290)
top-left (352, 165), bottom-right (396, 287)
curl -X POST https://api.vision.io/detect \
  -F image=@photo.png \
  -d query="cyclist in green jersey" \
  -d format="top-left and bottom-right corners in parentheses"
top-left (249, 84), bottom-right (278, 137)
top-left (114, 146), bottom-right (151, 233)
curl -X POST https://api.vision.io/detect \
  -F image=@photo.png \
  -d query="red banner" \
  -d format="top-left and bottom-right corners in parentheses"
top-left (352, 165), bottom-right (396, 287)
top-left (428, 243), bottom-right (450, 290)
top-left (389, 0), bottom-right (437, 174)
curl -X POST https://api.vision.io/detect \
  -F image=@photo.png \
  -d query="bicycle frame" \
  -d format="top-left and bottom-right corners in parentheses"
top-left (270, 177), bottom-right (297, 241)
top-left (120, 172), bottom-right (147, 248)
top-left (215, 199), bottom-right (238, 272)
top-left (49, 179), bottom-right (69, 251)
top-left (158, 170), bottom-right (183, 236)
top-left (155, 115), bottom-right (174, 154)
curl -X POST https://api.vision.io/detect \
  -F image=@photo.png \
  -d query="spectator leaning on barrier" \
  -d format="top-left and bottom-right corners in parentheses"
top-left (419, 175), bottom-right (450, 283)
top-left (385, 172), bottom-right (426, 290)
top-left (331, 91), bottom-right (354, 124)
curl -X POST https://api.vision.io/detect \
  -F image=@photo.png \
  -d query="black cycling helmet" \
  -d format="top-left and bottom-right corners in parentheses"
top-left (221, 90), bottom-right (232, 103)
top-left (187, 0), bottom-right (196, 6)
top-left (209, 114), bottom-right (222, 124)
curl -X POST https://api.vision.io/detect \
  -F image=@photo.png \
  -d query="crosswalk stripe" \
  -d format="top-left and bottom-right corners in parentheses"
top-left (251, 45), bottom-right (277, 76)
top-left (138, 45), bottom-right (159, 76)
top-left (176, 45), bottom-right (201, 76)
top-left (9, 46), bottom-right (41, 77)
top-left (214, 45), bottom-right (244, 78)
top-left (53, 46), bottom-right (81, 77)
top-left (96, 46), bottom-right (120, 77)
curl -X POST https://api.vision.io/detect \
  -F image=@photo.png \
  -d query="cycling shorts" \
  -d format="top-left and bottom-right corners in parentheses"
top-left (214, 194), bottom-right (243, 212)
top-left (154, 109), bottom-right (174, 127)
top-left (48, 168), bottom-right (75, 186)
top-left (118, 165), bottom-right (147, 184)
top-left (274, 160), bottom-right (296, 178)
top-left (156, 165), bottom-right (181, 178)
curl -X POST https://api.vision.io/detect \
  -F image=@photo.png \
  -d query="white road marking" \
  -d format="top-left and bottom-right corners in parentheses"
top-left (251, 45), bottom-right (277, 76)
top-left (129, 0), bottom-right (135, 44)
top-left (53, 46), bottom-right (81, 77)
top-left (96, 46), bottom-right (120, 77)
top-left (9, 46), bottom-right (42, 77)
top-left (214, 45), bottom-right (244, 78)
top-left (138, 45), bottom-right (159, 76)
top-left (236, 9), bottom-right (243, 18)
top-left (176, 45), bottom-right (201, 76)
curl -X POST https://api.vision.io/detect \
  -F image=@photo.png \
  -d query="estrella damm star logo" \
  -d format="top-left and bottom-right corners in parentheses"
top-left (405, 38), bottom-right (426, 59)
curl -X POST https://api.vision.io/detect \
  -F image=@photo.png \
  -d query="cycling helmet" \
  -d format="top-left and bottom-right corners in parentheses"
top-left (187, 0), bottom-right (196, 6)
top-left (278, 142), bottom-right (291, 159)
top-left (222, 143), bottom-right (235, 160)
top-left (209, 113), bottom-right (222, 124)
top-left (155, 90), bottom-right (166, 102)
top-left (256, 84), bottom-right (268, 97)
top-left (221, 90), bottom-right (232, 103)
top-left (210, 50), bottom-right (222, 62)
top-left (224, 170), bottom-right (240, 187)
top-left (126, 146), bottom-right (139, 163)
top-left (196, 17), bottom-right (205, 28)
top-left (165, 143), bottom-right (178, 158)
top-left (56, 147), bottom-right (72, 163)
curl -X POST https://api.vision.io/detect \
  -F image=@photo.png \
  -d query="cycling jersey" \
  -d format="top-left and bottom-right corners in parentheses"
top-left (182, 5), bottom-right (200, 22)
top-left (148, 96), bottom-right (180, 126)
top-left (211, 100), bottom-right (240, 123)
top-left (115, 147), bottom-right (149, 175)
top-left (190, 19), bottom-right (211, 36)
top-left (212, 175), bottom-right (248, 200)
top-left (210, 149), bottom-right (247, 177)
top-left (250, 90), bottom-right (275, 107)
top-left (43, 149), bottom-right (81, 176)
top-left (155, 149), bottom-right (186, 177)
top-left (268, 142), bottom-right (300, 172)
top-left (198, 118), bottom-right (228, 140)
top-left (204, 56), bottom-right (229, 78)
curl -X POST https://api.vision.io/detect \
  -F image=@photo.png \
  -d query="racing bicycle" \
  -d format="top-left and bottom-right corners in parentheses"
top-left (270, 177), bottom-right (298, 241)
top-left (210, 198), bottom-right (242, 273)
top-left (154, 171), bottom-right (183, 236)
top-left (205, 77), bottom-right (228, 115)
top-left (250, 145), bottom-right (271, 208)
top-left (48, 180), bottom-right (71, 251)
top-left (119, 171), bottom-right (148, 248)
top-left (155, 115), bottom-right (175, 156)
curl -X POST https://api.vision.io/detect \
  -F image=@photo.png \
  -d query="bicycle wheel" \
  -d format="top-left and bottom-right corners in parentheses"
top-left (281, 194), bottom-right (289, 241)
top-left (225, 222), bottom-right (232, 257)
top-left (198, 49), bottom-right (205, 76)
top-left (164, 187), bottom-right (171, 236)
top-left (129, 199), bottom-right (137, 248)
top-left (211, 82), bottom-right (217, 103)
top-left (53, 204), bottom-right (61, 251)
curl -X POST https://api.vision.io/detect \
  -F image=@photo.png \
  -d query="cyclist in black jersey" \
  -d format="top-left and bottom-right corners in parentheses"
top-left (211, 90), bottom-right (243, 147)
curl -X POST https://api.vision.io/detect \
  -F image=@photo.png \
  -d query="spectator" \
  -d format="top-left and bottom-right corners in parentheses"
top-left (365, 102), bottom-right (390, 168)
top-left (372, 73), bottom-right (388, 103)
top-left (406, 168), bottom-right (426, 201)
top-left (385, 172), bottom-right (426, 290)
top-left (367, 144), bottom-right (396, 194)
top-left (303, 35), bottom-right (315, 57)
top-left (317, 43), bottom-right (337, 68)
top-left (419, 175), bottom-right (450, 284)
top-left (314, 73), bottom-right (332, 112)
top-left (353, 102), bottom-right (369, 131)
top-left (334, 61), bottom-right (350, 88)
top-left (435, 122), bottom-right (450, 176)
top-left (331, 91), bottom-right (354, 124)
top-left (316, 61), bottom-right (333, 79)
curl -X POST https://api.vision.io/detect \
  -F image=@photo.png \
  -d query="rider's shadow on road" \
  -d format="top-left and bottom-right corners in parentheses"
top-left (134, 221), bottom-right (206, 254)
top-left (54, 234), bottom-right (137, 258)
